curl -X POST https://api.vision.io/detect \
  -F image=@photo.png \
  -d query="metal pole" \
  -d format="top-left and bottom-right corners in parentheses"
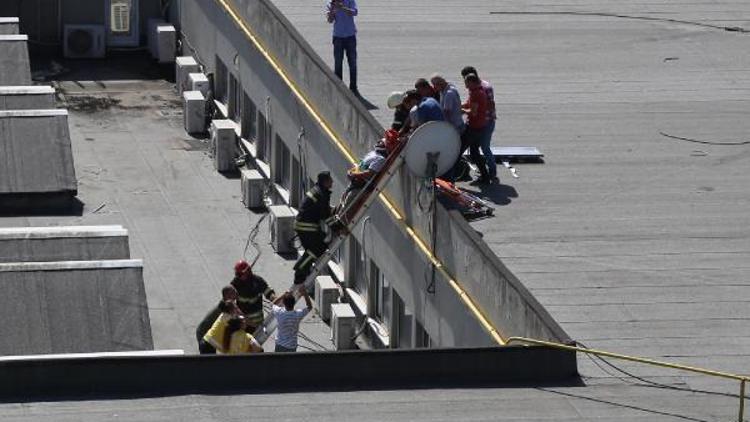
top-left (740, 378), bottom-right (746, 422)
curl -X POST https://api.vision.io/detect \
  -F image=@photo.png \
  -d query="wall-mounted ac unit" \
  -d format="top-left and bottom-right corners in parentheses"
top-left (210, 119), bottom-right (236, 172)
top-left (240, 168), bottom-right (264, 209)
top-left (331, 303), bottom-right (356, 350)
top-left (269, 205), bottom-right (296, 254)
top-left (64, 25), bottom-right (105, 59)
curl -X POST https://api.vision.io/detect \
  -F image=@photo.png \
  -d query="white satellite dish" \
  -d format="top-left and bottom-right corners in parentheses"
top-left (404, 121), bottom-right (461, 178)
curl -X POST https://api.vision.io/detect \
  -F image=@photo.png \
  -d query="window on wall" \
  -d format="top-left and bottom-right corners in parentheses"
top-left (241, 94), bottom-right (256, 140)
top-left (349, 239), bottom-right (368, 299)
top-left (415, 320), bottom-right (431, 348)
top-left (229, 74), bottom-right (241, 123)
top-left (110, 0), bottom-right (132, 33)
top-left (257, 112), bottom-right (268, 161)
top-left (291, 155), bottom-right (302, 208)
top-left (375, 267), bottom-right (392, 330)
top-left (215, 57), bottom-right (228, 104)
top-left (275, 136), bottom-right (291, 189)
top-left (395, 293), bottom-right (413, 349)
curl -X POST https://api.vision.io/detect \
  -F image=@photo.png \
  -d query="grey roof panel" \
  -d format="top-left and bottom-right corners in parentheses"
top-left (0, 86), bottom-right (56, 110)
top-left (0, 259), bottom-right (153, 355)
top-left (0, 109), bottom-right (77, 195)
top-left (0, 34), bottom-right (30, 85)
top-left (0, 226), bottom-right (130, 262)
top-left (0, 17), bottom-right (19, 35)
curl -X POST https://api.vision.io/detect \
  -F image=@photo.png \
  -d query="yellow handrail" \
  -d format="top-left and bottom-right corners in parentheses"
top-left (507, 337), bottom-right (749, 421)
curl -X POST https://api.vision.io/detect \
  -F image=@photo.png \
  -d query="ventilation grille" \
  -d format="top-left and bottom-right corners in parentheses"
top-left (111, 3), bottom-right (130, 33)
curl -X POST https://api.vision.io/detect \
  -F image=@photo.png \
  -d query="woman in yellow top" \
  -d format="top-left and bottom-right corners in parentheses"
top-left (223, 315), bottom-right (263, 354)
top-left (202, 300), bottom-right (240, 353)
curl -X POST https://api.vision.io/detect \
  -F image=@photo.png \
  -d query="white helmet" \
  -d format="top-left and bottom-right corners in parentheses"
top-left (386, 91), bottom-right (404, 109)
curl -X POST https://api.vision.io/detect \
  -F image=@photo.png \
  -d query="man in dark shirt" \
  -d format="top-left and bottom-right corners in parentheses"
top-left (387, 90), bottom-right (409, 131)
top-left (231, 260), bottom-right (276, 332)
top-left (195, 285), bottom-right (238, 354)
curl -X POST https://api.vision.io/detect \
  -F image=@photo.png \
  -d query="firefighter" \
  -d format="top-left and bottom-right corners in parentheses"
top-left (293, 171), bottom-right (338, 285)
top-left (230, 260), bottom-right (276, 333)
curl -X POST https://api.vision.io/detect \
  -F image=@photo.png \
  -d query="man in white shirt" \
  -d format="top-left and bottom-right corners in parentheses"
top-left (271, 288), bottom-right (313, 352)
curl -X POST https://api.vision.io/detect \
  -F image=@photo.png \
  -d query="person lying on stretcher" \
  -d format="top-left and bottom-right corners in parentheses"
top-left (339, 129), bottom-right (401, 213)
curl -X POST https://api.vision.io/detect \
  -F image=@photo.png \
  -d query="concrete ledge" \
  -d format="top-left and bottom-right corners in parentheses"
top-left (0, 225), bottom-right (126, 240)
top-left (0, 34), bottom-right (27, 41)
top-left (0, 346), bottom-right (578, 399)
top-left (0, 226), bottom-right (130, 262)
top-left (0, 259), bottom-right (142, 272)
top-left (0, 86), bottom-right (56, 110)
top-left (0, 349), bottom-right (184, 362)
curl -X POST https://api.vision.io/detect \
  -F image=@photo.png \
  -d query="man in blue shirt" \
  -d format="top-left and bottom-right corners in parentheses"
top-left (416, 96), bottom-right (445, 125)
top-left (326, 0), bottom-right (359, 95)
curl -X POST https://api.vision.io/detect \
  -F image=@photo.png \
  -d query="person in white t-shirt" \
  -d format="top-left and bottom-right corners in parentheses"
top-left (271, 287), bottom-right (313, 352)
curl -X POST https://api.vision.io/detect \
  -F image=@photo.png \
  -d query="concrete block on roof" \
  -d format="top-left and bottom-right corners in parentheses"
top-left (183, 90), bottom-right (205, 134)
top-left (0, 17), bottom-right (19, 35)
top-left (0, 34), bottom-right (31, 85)
top-left (0, 225), bottom-right (130, 263)
top-left (0, 109), bottom-right (77, 196)
top-left (0, 259), bottom-right (153, 355)
top-left (0, 86), bottom-right (56, 110)
top-left (175, 56), bottom-right (200, 95)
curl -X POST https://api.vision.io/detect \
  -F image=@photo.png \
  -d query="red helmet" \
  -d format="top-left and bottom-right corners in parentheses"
top-left (384, 129), bottom-right (400, 154)
top-left (234, 260), bottom-right (251, 277)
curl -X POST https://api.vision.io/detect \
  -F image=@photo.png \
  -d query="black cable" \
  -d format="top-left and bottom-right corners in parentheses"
top-left (488, 11), bottom-right (748, 34)
top-left (660, 132), bottom-right (750, 146)
top-left (577, 341), bottom-right (747, 399)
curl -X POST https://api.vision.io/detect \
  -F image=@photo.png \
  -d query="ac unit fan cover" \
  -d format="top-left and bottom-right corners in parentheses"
top-left (67, 29), bottom-right (94, 55)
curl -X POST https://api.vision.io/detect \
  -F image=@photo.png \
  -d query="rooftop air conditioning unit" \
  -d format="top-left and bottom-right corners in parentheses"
top-left (64, 25), bottom-right (105, 58)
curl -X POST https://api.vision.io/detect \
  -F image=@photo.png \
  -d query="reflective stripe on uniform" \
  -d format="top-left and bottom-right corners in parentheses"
top-left (305, 191), bottom-right (318, 202)
top-left (246, 310), bottom-right (264, 323)
top-left (298, 253), bottom-right (317, 269)
top-left (237, 295), bottom-right (260, 304)
top-left (294, 221), bottom-right (321, 232)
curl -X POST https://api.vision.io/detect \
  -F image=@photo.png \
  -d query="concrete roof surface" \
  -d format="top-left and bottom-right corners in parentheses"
top-left (0, 76), bottom-right (335, 355)
top-left (266, 0), bottom-right (750, 418)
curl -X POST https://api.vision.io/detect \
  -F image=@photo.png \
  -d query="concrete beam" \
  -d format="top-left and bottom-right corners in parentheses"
top-left (0, 225), bottom-right (130, 262)
top-left (0, 85), bottom-right (56, 110)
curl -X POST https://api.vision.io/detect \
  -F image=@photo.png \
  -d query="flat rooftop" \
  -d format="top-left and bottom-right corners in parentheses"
top-left (1, 1), bottom-right (749, 419)
top-left (0, 60), bottom-right (334, 354)
top-left (270, 0), bottom-right (750, 415)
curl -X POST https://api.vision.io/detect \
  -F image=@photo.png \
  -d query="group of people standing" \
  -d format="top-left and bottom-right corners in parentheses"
top-left (196, 260), bottom-right (313, 354)
top-left (388, 66), bottom-right (499, 185)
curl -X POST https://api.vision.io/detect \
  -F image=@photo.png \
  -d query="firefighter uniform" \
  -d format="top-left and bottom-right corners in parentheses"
top-left (231, 274), bottom-right (275, 331)
top-left (293, 183), bottom-right (336, 284)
